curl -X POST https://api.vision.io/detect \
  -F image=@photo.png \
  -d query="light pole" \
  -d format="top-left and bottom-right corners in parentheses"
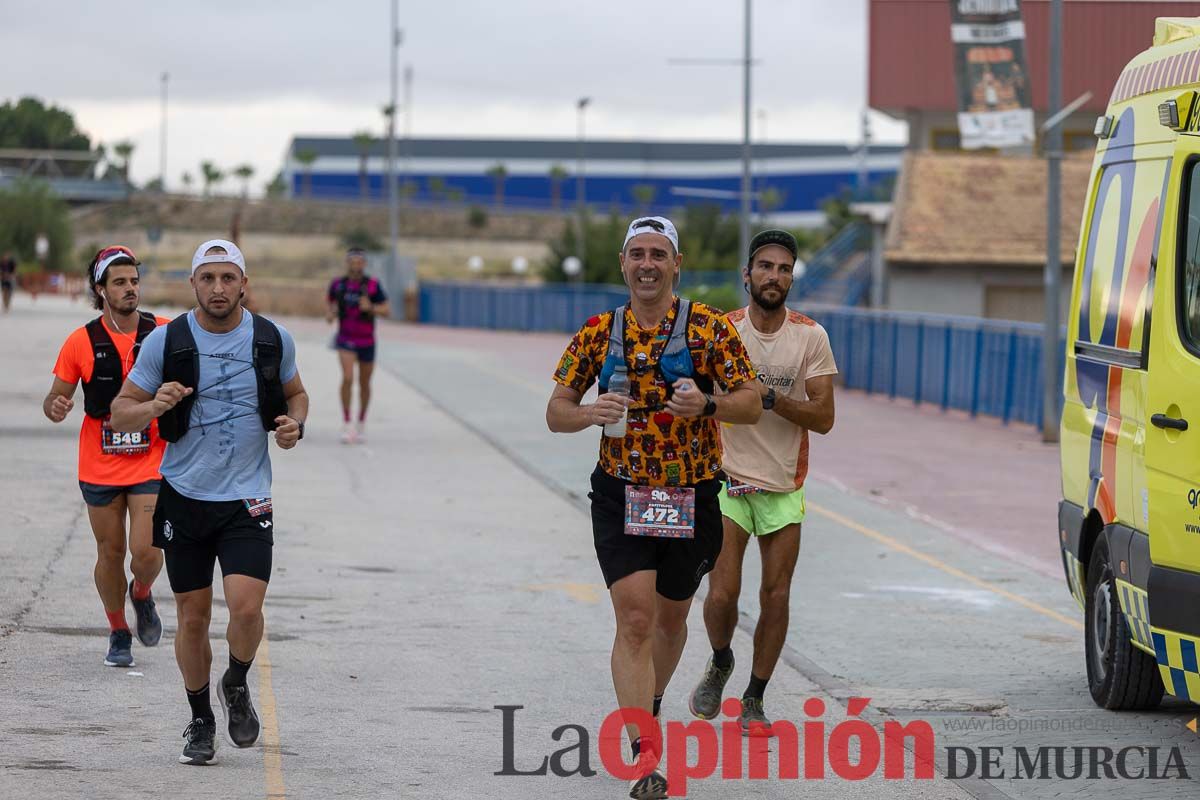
top-left (1043, 0), bottom-right (1063, 443)
top-left (388, 3), bottom-right (402, 281)
top-left (576, 97), bottom-right (591, 274)
top-left (738, 0), bottom-right (752, 294)
top-left (159, 72), bottom-right (168, 193)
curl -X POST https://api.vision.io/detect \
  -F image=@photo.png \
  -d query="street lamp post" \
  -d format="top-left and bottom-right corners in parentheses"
top-left (576, 97), bottom-right (591, 275)
top-left (1043, 0), bottom-right (1062, 443)
top-left (388, 4), bottom-right (402, 282)
top-left (738, 0), bottom-right (752, 298)
top-left (159, 72), bottom-right (168, 193)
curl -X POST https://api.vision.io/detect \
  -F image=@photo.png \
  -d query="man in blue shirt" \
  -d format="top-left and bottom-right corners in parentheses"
top-left (112, 239), bottom-right (309, 766)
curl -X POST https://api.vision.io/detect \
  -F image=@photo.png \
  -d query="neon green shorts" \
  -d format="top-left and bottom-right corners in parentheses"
top-left (718, 483), bottom-right (805, 537)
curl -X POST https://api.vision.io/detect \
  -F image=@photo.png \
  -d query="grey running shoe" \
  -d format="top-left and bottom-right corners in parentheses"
top-left (129, 579), bottom-right (162, 647)
top-left (218, 672), bottom-right (261, 748)
top-left (629, 755), bottom-right (668, 800)
top-left (103, 629), bottom-right (134, 667)
top-left (179, 718), bottom-right (218, 765)
top-left (688, 654), bottom-right (734, 720)
top-left (739, 696), bottom-right (773, 737)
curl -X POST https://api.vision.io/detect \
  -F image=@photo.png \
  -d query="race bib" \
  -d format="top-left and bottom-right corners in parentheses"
top-left (624, 486), bottom-right (695, 538)
top-left (244, 498), bottom-right (273, 518)
top-left (726, 477), bottom-right (769, 497)
top-left (100, 417), bottom-right (151, 456)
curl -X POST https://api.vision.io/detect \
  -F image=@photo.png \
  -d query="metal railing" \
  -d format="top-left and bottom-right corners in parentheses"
top-left (793, 220), bottom-right (870, 298)
top-left (417, 282), bottom-right (1063, 426)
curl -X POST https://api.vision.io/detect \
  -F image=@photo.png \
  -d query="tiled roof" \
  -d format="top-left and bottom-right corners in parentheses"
top-left (885, 150), bottom-right (1094, 267)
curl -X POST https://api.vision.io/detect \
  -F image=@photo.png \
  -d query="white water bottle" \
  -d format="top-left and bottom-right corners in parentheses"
top-left (603, 365), bottom-right (630, 438)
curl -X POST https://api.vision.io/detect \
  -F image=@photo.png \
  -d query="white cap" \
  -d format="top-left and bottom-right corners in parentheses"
top-left (191, 239), bottom-right (246, 274)
top-left (93, 246), bottom-right (139, 283)
top-left (622, 216), bottom-right (679, 253)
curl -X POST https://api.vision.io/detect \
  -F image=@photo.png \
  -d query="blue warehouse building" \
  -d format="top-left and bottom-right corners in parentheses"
top-left (283, 137), bottom-right (902, 226)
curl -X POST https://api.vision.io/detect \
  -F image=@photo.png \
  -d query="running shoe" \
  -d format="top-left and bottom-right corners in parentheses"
top-left (355, 421), bottom-right (366, 444)
top-left (218, 671), bottom-right (261, 748)
top-left (688, 653), bottom-right (734, 720)
top-left (629, 751), bottom-right (668, 800)
top-left (340, 422), bottom-right (356, 444)
top-left (738, 696), bottom-right (773, 737)
top-left (104, 629), bottom-right (134, 667)
top-left (179, 718), bottom-right (218, 765)
top-left (128, 579), bottom-right (162, 647)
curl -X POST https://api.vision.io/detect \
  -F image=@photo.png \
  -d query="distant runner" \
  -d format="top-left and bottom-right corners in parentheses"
top-left (1, 251), bottom-right (15, 312)
top-left (43, 245), bottom-right (168, 668)
top-left (327, 247), bottom-right (389, 443)
top-left (111, 239), bottom-right (308, 766)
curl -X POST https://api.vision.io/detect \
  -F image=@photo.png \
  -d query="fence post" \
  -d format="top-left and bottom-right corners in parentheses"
top-left (941, 325), bottom-right (952, 411)
top-left (1002, 328), bottom-right (1018, 425)
top-left (914, 319), bottom-right (925, 406)
top-left (889, 317), bottom-right (899, 399)
top-left (867, 317), bottom-right (876, 394)
top-left (969, 327), bottom-right (984, 417)
top-left (845, 318), bottom-right (856, 389)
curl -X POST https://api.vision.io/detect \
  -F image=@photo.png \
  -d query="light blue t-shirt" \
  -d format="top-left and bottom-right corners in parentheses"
top-left (129, 309), bottom-right (297, 502)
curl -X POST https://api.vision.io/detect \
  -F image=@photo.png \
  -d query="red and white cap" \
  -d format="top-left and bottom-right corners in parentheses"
top-left (93, 245), bottom-right (140, 283)
top-left (191, 239), bottom-right (246, 274)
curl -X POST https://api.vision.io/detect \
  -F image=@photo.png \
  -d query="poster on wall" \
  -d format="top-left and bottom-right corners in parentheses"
top-left (950, 0), bottom-right (1035, 149)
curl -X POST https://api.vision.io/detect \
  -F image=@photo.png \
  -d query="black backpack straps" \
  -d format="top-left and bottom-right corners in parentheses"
top-left (251, 313), bottom-right (288, 431)
top-left (82, 316), bottom-right (121, 418)
top-left (157, 314), bottom-right (199, 442)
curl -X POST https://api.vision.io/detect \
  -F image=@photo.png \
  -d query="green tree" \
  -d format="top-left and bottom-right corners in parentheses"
top-left (427, 176), bottom-right (446, 202)
top-left (265, 171), bottom-right (286, 198)
top-left (446, 186), bottom-right (466, 204)
top-left (548, 164), bottom-right (569, 210)
top-left (200, 161), bottom-right (224, 198)
top-left (486, 163), bottom-right (507, 209)
top-left (293, 149), bottom-right (318, 198)
top-left (180, 171), bottom-right (194, 194)
top-left (0, 179), bottom-right (74, 270)
top-left (340, 227), bottom-right (383, 251)
top-left (0, 97), bottom-right (91, 151)
top-left (233, 164), bottom-right (255, 197)
top-left (352, 130), bottom-right (375, 201)
top-left (631, 183), bottom-right (657, 214)
top-left (112, 140), bottom-right (135, 182)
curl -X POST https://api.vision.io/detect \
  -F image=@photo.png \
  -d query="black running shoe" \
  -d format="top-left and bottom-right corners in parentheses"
top-left (129, 579), bottom-right (162, 647)
top-left (218, 672), bottom-right (261, 748)
top-left (103, 629), bottom-right (134, 668)
top-left (179, 718), bottom-right (218, 765)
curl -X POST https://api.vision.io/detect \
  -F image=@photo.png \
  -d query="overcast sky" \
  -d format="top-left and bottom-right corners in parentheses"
top-left (3, 0), bottom-right (907, 191)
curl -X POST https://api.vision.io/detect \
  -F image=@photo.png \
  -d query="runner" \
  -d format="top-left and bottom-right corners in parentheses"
top-left (688, 229), bottom-right (837, 735)
top-left (546, 216), bottom-right (761, 799)
top-left (110, 239), bottom-right (308, 766)
top-left (0, 250), bottom-right (15, 312)
top-left (43, 245), bottom-right (168, 668)
top-left (327, 247), bottom-right (389, 443)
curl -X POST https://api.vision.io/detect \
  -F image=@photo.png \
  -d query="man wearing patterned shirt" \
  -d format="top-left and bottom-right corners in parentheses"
top-left (546, 216), bottom-right (761, 799)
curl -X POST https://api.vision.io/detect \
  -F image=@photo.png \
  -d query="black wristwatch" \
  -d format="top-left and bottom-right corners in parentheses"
top-left (762, 388), bottom-right (777, 411)
top-left (702, 394), bottom-right (717, 418)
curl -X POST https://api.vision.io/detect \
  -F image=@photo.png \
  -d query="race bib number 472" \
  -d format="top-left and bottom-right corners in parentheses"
top-left (624, 486), bottom-right (695, 538)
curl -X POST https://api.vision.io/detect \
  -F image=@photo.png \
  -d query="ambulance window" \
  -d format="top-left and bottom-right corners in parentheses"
top-left (1183, 162), bottom-right (1200, 347)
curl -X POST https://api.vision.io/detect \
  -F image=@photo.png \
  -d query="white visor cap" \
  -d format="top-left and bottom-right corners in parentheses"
top-left (191, 239), bottom-right (246, 274)
top-left (622, 216), bottom-right (679, 253)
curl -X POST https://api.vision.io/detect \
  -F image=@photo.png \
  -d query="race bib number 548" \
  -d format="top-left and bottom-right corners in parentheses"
top-left (624, 486), bottom-right (695, 538)
top-left (101, 417), bottom-right (151, 456)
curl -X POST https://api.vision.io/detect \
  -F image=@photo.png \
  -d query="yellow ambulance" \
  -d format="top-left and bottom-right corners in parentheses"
top-left (1060, 17), bottom-right (1200, 709)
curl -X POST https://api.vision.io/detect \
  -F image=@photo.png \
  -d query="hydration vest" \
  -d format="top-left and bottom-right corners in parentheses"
top-left (82, 311), bottom-right (158, 418)
top-left (156, 312), bottom-right (288, 443)
top-left (331, 276), bottom-right (381, 321)
top-left (598, 298), bottom-right (713, 397)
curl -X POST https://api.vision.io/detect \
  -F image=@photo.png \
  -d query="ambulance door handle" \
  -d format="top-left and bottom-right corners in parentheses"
top-left (1151, 413), bottom-right (1189, 431)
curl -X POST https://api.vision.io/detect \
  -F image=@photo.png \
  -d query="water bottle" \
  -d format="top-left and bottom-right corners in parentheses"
top-left (603, 365), bottom-right (630, 438)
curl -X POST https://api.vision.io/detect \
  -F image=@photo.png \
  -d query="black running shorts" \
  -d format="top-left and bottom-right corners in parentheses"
top-left (153, 480), bottom-right (274, 594)
top-left (588, 465), bottom-right (724, 601)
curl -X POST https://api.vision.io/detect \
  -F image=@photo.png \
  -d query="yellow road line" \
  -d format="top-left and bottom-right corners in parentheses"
top-left (809, 503), bottom-right (1085, 631)
top-left (256, 631), bottom-right (286, 799)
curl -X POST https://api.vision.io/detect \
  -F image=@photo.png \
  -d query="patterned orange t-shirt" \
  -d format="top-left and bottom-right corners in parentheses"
top-left (553, 297), bottom-right (756, 486)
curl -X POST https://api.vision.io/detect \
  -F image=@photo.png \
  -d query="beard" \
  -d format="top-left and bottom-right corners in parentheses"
top-left (111, 294), bottom-right (139, 313)
top-left (750, 281), bottom-right (790, 311)
top-left (198, 294), bottom-right (240, 319)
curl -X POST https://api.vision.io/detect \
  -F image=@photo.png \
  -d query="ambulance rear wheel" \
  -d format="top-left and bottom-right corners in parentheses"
top-left (1084, 536), bottom-right (1164, 710)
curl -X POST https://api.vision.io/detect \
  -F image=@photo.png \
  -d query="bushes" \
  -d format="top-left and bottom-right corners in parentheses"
top-left (0, 179), bottom-right (73, 271)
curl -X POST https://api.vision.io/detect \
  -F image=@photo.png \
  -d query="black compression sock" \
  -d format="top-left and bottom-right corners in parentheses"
top-left (712, 646), bottom-right (734, 670)
top-left (226, 654), bottom-right (253, 687)
top-left (652, 694), bottom-right (663, 717)
top-left (744, 673), bottom-right (769, 701)
top-left (187, 683), bottom-right (215, 722)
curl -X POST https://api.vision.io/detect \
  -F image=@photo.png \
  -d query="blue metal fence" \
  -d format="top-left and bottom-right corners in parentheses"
top-left (417, 283), bottom-right (1064, 426)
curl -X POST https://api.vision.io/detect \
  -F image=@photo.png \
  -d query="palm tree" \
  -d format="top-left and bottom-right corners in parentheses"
top-left (486, 163), bottom-right (508, 209)
top-left (294, 149), bottom-right (318, 198)
top-left (758, 186), bottom-right (785, 224)
top-left (180, 171), bottom-right (194, 193)
top-left (352, 130), bottom-right (375, 202)
top-left (265, 171), bottom-right (286, 198)
top-left (631, 184), bottom-right (657, 214)
top-left (113, 140), bottom-right (135, 182)
top-left (548, 164), bottom-right (569, 210)
top-left (427, 176), bottom-right (446, 203)
top-left (233, 164), bottom-right (255, 198)
top-left (200, 161), bottom-right (224, 198)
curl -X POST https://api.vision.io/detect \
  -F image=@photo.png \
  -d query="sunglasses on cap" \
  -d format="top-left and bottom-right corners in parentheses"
top-left (631, 218), bottom-right (666, 232)
top-left (96, 245), bottom-right (137, 263)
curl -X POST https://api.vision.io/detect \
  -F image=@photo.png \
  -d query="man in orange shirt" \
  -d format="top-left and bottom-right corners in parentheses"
top-left (44, 246), bottom-right (169, 668)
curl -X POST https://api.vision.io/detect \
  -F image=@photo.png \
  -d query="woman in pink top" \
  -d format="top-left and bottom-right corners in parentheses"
top-left (327, 247), bottom-right (390, 443)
